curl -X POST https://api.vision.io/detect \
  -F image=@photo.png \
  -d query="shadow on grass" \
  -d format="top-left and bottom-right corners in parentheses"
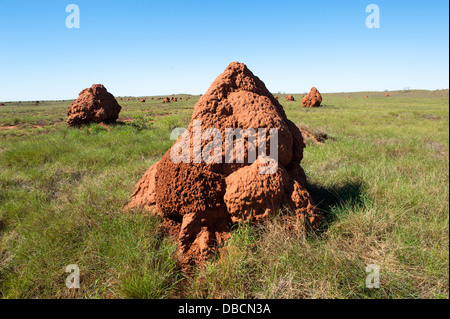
top-left (306, 179), bottom-right (366, 229)
top-left (0, 219), bottom-right (5, 234)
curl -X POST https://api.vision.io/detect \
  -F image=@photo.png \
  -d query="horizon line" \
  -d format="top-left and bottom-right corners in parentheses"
top-left (1, 88), bottom-right (449, 103)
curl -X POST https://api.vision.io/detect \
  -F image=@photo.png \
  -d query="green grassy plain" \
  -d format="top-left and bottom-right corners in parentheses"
top-left (0, 90), bottom-right (448, 298)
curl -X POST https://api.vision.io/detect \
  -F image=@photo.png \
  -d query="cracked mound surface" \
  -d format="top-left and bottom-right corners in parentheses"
top-left (67, 84), bottom-right (121, 126)
top-left (126, 62), bottom-right (322, 266)
top-left (224, 157), bottom-right (290, 223)
top-left (302, 87), bottom-right (322, 107)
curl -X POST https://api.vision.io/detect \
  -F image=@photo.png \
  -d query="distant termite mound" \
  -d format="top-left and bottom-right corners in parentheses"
top-left (126, 62), bottom-right (321, 267)
top-left (302, 87), bottom-right (322, 107)
top-left (285, 94), bottom-right (295, 101)
top-left (67, 84), bottom-right (121, 127)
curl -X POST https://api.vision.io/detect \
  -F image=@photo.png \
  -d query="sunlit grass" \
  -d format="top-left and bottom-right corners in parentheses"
top-left (0, 90), bottom-right (448, 298)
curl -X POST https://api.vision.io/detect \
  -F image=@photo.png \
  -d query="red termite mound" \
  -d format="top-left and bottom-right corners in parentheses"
top-left (126, 62), bottom-right (321, 266)
top-left (67, 84), bottom-right (121, 126)
top-left (285, 94), bottom-right (295, 101)
top-left (302, 87), bottom-right (322, 107)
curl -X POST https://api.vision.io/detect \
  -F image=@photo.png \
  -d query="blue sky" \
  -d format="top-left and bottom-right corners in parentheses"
top-left (0, 0), bottom-right (448, 101)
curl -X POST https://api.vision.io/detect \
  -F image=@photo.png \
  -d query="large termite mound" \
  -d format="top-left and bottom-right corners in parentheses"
top-left (126, 62), bottom-right (321, 266)
top-left (67, 84), bottom-right (121, 126)
top-left (302, 87), bottom-right (322, 107)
